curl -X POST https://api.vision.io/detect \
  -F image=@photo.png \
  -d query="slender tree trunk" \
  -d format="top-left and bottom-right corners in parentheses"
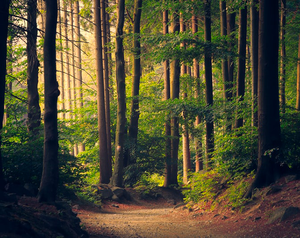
top-left (245, 0), bottom-right (281, 197)
top-left (110, 0), bottom-right (126, 187)
top-left (27, 0), bottom-right (41, 137)
top-left (170, 5), bottom-right (180, 185)
top-left (74, 0), bottom-right (85, 152)
top-left (0, 0), bottom-right (10, 190)
top-left (280, 0), bottom-right (286, 113)
top-left (296, 34), bottom-right (300, 110)
top-left (38, 0), bottom-right (59, 203)
top-left (235, 3), bottom-right (247, 129)
top-left (128, 0), bottom-right (142, 166)
top-left (251, 0), bottom-right (259, 127)
top-left (94, 0), bottom-right (110, 184)
top-left (192, 14), bottom-right (203, 172)
top-left (58, 0), bottom-right (65, 119)
top-left (101, 0), bottom-right (112, 169)
top-left (204, 0), bottom-right (214, 170)
top-left (163, 10), bottom-right (172, 187)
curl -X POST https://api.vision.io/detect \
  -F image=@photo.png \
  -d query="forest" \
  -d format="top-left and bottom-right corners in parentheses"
top-left (0, 0), bottom-right (300, 215)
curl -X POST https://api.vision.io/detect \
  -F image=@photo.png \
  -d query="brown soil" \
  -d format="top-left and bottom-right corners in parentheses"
top-left (76, 176), bottom-right (300, 238)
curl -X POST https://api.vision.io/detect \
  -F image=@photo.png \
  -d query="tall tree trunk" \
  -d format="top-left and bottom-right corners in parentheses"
top-left (170, 5), bottom-right (180, 186)
top-left (296, 34), bottom-right (300, 110)
top-left (204, 0), bottom-right (214, 170)
top-left (235, 3), bottom-right (247, 129)
top-left (101, 0), bottom-right (112, 169)
top-left (94, 0), bottom-right (110, 184)
top-left (192, 14), bottom-right (203, 172)
top-left (245, 0), bottom-right (280, 197)
top-left (110, 0), bottom-right (126, 187)
top-left (38, 0), bottom-right (59, 203)
top-left (163, 10), bottom-right (172, 187)
top-left (280, 0), bottom-right (286, 113)
top-left (250, 0), bottom-right (259, 127)
top-left (127, 0), bottom-right (142, 166)
top-left (74, 0), bottom-right (85, 152)
top-left (0, 0), bottom-right (10, 190)
top-left (180, 15), bottom-right (191, 184)
top-left (27, 0), bottom-right (41, 137)
top-left (58, 0), bottom-right (65, 119)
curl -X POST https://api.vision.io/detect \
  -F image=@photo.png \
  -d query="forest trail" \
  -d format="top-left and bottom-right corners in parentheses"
top-left (76, 178), bottom-right (300, 238)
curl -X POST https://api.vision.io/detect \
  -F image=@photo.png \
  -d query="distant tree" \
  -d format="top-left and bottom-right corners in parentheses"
top-left (110, 0), bottom-right (126, 187)
top-left (235, 3), bottom-right (247, 129)
top-left (246, 0), bottom-right (281, 197)
top-left (0, 0), bottom-right (11, 190)
top-left (296, 34), bottom-right (300, 111)
top-left (204, 0), bottom-right (214, 169)
top-left (280, 0), bottom-right (286, 113)
top-left (27, 0), bottom-right (41, 136)
top-left (38, 0), bottom-right (59, 203)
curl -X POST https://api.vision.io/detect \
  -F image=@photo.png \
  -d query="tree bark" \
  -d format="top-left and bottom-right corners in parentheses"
top-left (38, 0), bottom-right (59, 203)
top-left (0, 0), bottom-right (10, 190)
top-left (128, 0), bottom-right (143, 166)
top-left (74, 0), bottom-right (85, 152)
top-left (94, 0), bottom-right (111, 184)
top-left (110, 0), bottom-right (126, 187)
top-left (163, 10), bottom-right (172, 187)
top-left (250, 0), bottom-right (259, 127)
top-left (101, 0), bottom-right (112, 166)
top-left (245, 0), bottom-right (281, 197)
top-left (27, 0), bottom-right (41, 137)
top-left (169, 5), bottom-right (180, 186)
top-left (296, 34), bottom-right (300, 110)
top-left (235, 3), bottom-right (247, 129)
top-left (204, 0), bottom-right (214, 170)
top-left (280, 0), bottom-right (286, 113)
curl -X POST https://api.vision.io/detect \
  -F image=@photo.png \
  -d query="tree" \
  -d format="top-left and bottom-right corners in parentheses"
top-left (163, 9), bottom-right (172, 187)
top-left (235, 2), bottom-right (247, 129)
top-left (38, 0), bottom-right (59, 203)
top-left (27, 0), bottom-right (41, 137)
top-left (250, 0), bottom-right (259, 127)
top-left (0, 0), bottom-right (10, 190)
top-left (296, 34), bottom-right (300, 110)
top-left (170, 4), bottom-right (180, 185)
top-left (127, 0), bottom-right (143, 166)
top-left (204, 0), bottom-right (214, 169)
top-left (246, 0), bottom-right (281, 197)
top-left (94, 0), bottom-right (110, 184)
top-left (280, 0), bottom-right (286, 113)
top-left (110, 0), bottom-right (126, 187)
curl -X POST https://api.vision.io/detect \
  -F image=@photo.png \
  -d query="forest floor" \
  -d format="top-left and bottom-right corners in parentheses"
top-left (76, 175), bottom-right (300, 238)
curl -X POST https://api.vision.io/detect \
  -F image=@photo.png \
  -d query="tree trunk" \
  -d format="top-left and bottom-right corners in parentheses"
top-left (296, 34), bottom-right (300, 110)
top-left (94, 0), bottom-right (110, 184)
top-left (110, 0), bottom-right (126, 187)
top-left (280, 0), bottom-right (286, 113)
top-left (27, 0), bottom-right (41, 137)
top-left (101, 0), bottom-right (112, 166)
top-left (0, 0), bottom-right (10, 190)
top-left (169, 6), bottom-right (180, 186)
top-left (128, 0), bottom-right (143, 166)
top-left (250, 0), bottom-right (259, 127)
top-left (192, 14), bottom-right (203, 172)
top-left (245, 0), bottom-right (281, 197)
top-left (235, 3), bottom-right (247, 129)
top-left (58, 0), bottom-right (65, 119)
top-left (38, 0), bottom-right (59, 203)
top-left (74, 0), bottom-right (85, 152)
top-left (163, 10), bottom-right (172, 187)
top-left (204, 0), bottom-right (214, 170)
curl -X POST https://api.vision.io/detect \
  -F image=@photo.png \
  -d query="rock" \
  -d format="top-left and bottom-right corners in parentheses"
top-left (111, 194), bottom-right (121, 202)
top-left (98, 188), bottom-right (113, 200)
top-left (285, 175), bottom-right (298, 183)
top-left (292, 220), bottom-right (300, 230)
top-left (5, 183), bottom-right (31, 196)
top-left (267, 207), bottom-right (300, 224)
top-left (167, 199), bottom-right (176, 205)
top-left (112, 187), bottom-right (125, 198)
top-left (265, 185), bottom-right (282, 196)
top-left (24, 183), bottom-right (38, 197)
top-left (0, 191), bottom-right (18, 203)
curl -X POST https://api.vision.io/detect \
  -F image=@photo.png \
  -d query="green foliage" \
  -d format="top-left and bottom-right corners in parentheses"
top-left (134, 172), bottom-right (164, 199)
